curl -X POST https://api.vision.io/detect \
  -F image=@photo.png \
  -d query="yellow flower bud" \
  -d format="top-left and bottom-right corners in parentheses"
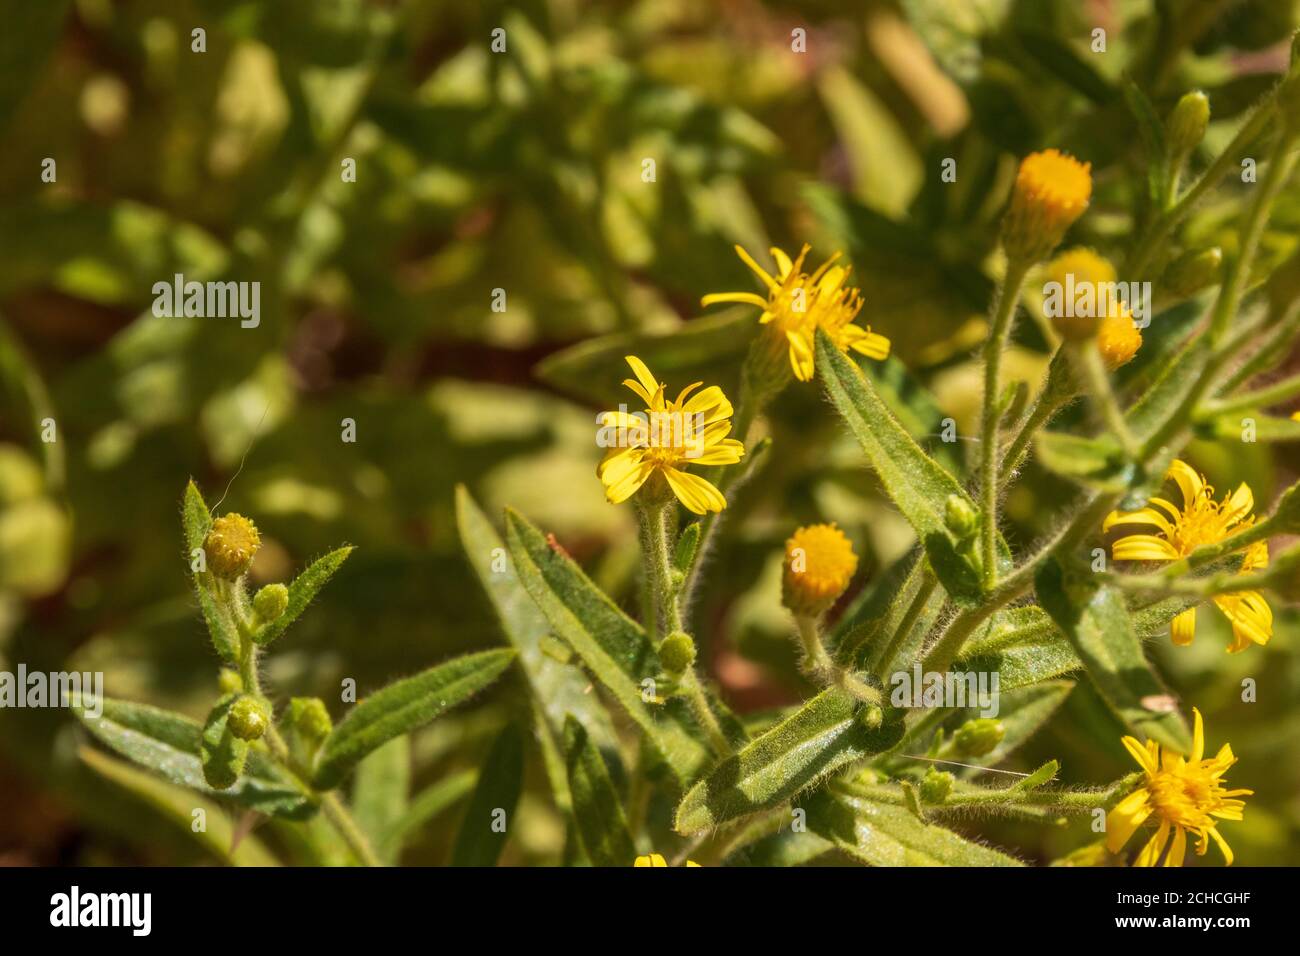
top-left (228, 695), bottom-right (270, 741)
top-left (920, 768), bottom-right (954, 803)
top-left (781, 523), bottom-right (858, 617)
top-left (204, 513), bottom-right (261, 579)
top-left (1097, 306), bottom-right (1143, 370)
top-left (217, 669), bottom-right (243, 695)
top-left (1002, 149), bottom-right (1093, 264)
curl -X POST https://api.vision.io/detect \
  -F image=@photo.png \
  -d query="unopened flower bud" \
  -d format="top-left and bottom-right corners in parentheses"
top-left (1002, 149), bottom-right (1093, 264)
top-left (953, 717), bottom-right (1006, 757)
top-left (290, 697), bottom-right (332, 743)
top-left (217, 669), bottom-right (243, 695)
top-left (1097, 305), bottom-right (1143, 370)
top-left (858, 703), bottom-right (884, 731)
top-left (1166, 91), bottom-right (1210, 160)
top-left (204, 513), bottom-right (261, 579)
top-left (944, 495), bottom-right (979, 542)
top-left (1163, 247), bottom-right (1222, 297)
top-left (658, 631), bottom-right (697, 674)
top-left (253, 582), bottom-right (289, 622)
top-left (228, 695), bottom-right (270, 741)
top-left (782, 523), bottom-right (858, 618)
top-left (919, 768), bottom-right (954, 803)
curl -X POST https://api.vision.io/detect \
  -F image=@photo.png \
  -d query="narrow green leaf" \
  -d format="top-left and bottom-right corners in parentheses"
top-left (1035, 558), bottom-right (1191, 751)
top-left (455, 486), bottom-right (618, 775)
top-left (1035, 432), bottom-right (1131, 490)
top-left (505, 508), bottom-right (710, 784)
top-left (1126, 336), bottom-right (1212, 442)
top-left (200, 694), bottom-right (248, 790)
top-left (182, 479), bottom-right (212, 553)
top-left (1016, 31), bottom-right (1116, 104)
top-left (957, 606), bottom-right (1082, 690)
top-left (79, 747), bottom-right (280, 867)
top-left (803, 787), bottom-right (1023, 866)
top-left (724, 827), bottom-right (834, 867)
top-left (195, 578), bottom-right (239, 662)
top-left (815, 329), bottom-right (1008, 601)
top-left (674, 689), bottom-right (905, 834)
top-left (673, 522), bottom-right (701, 574)
top-left (1121, 79), bottom-right (1169, 206)
top-left (252, 546), bottom-right (353, 646)
top-left (384, 769), bottom-right (477, 851)
top-left (75, 697), bottom-right (316, 819)
top-left (451, 724), bottom-right (525, 866)
top-left (313, 648), bottom-right (516, 790)
top-left (564, 716), bottom-right (637, 866)
top-left (352, 735), bottom-right (410, 865)
top-left (1203, 414), bottom-right (1300, 443)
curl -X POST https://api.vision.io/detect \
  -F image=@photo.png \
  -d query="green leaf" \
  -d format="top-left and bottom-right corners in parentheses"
top-left (504, 507), bottom-right (710, 784)
top-left (251, 546), bottom-right (354, 646)
top-left (1035, 431), bottom-right (1132, 490)
top-left (803, 787), bottom-right (1023, 866)
top-left (75, 697), bottom-right (316, 819)
top-left (816, 329), bottom-right (1008, 601)
top-left (957, 606), bottom-right (1081, 690)
top-left (673, 521), bottom-right (701, 575)
top-left (1202, 414), bottom-right (1300, 443)
top-left (352, 735), bottom-right (410, 866)
top-left (724, 827), bottom-right (834, 867)
top-left (1015, 31), bottom-right (1116, 104)
top-left (673, 689), bottom-right (906, 834)
top-left (563, 716), bottom-right (637, 866)
top-left (1121, 79), bottom-right (1169, 207)
top-left (384, 769), bottom-right (477, 852)
top-left (455, 486), bottom-right (618, 777)
top-left (195, 578), bottom-right (239, 662)
top-left (200, 694), bottom-right (249, 790)
top-left (312, 648), bottom-right (516, 790)
top-left (79, 747), bottom-right (280, 867)
top-left (451, 724), bottom-right (525, 866)
top-left (1035, 558), bottom-right (1191, 752)
top-left (182, 479), bottom-right (212, 553)
top-left (1126, 336), bottom-right (1212, 442)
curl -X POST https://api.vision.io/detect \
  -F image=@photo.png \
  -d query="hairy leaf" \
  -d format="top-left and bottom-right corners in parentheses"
top-left (451, 725), bottom-right (524, 866)
top-left (252, 546), bottom-right (354, 646)
top-left (563, 716), bottom-right (637, 866)
top-left (352, 736), bottom-right (410, 865)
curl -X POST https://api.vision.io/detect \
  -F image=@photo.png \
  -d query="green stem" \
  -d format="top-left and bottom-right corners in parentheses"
top-left (1073, 341), bottom-right (1141, 458)
top-left (795, 614), bottom-right (882, 705)
top-left (872, 573), bottom-right (938, 682)
top-left (999, 350), bottom-right (1073, 483)
top-left (321, 792), bottom-right (384, 867)
top-left (978, 260), bottom-right (1032, 590)
top-left (679, 669), bottom-right (732, 758)
top-left (1198, 371), bottom-right (1300, 419)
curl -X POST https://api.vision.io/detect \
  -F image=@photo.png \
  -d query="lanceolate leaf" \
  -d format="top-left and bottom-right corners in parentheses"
top-left (504, 507), bottom-right (710, 784)
top-left (1035, 559), bottom-right (1191, 752)
top-left (673, 689), bottom-right (905, 834)
top-left (252, 546), bottom-right (354, 646)
top-left (352, 736), bottom-right (410, 866)
top-left (313, 648), bottom-right (516, 790)
top-left (803, 787), bottom-right (1023, 866)
top-left (384, 770), bottom-right (477, 852)
top-left (182, 479), bottom-right (212, 553)
top-left (76, 697), bottom-right (316, 819)
top-left (957, 606), bottom-right (1082, 690)
top-left (451, 725), bottom-right (524, 867)
top-left (455, 486), bottom-right (618, 772)
top-left (1035, 432), bottom-right (1130, 490)
top-left (183, 482), bottom-right (238, 662)
top-left (815, 329), bottom-right (1008, 602)
top-left (563, 716), bottom-right (637, 866)
top-left (1126, 336), bottom-right (1212, 442)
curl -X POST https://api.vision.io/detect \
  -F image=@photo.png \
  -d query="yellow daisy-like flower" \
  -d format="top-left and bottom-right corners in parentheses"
top-left (701, 244), bottom-right (890, 383)
top-left (1096, 304), bottom-right (1143, 370)
top-left (596, 356), bottom-right (744, 515)
top-left (1002, 149), bottom-right (1093, 264)
top-left (1106, 709), bottom-right (1252, 866)
top-left (633, 853), bottom-right (701, 867)
top-left (1104, 460), bottom-right (1271, 653)
top-left (781, 522), bottom-right (858, 617)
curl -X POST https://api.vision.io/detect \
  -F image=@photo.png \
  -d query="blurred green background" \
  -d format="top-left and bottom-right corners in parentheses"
top-left (2, 0), bottom-right (1299, 865)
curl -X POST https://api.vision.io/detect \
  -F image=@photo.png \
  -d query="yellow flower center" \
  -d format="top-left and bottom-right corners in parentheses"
top-left (1015, 149), bottom-right (1093, 219)
top-left (1168, 487), bottom-right (1246, 556)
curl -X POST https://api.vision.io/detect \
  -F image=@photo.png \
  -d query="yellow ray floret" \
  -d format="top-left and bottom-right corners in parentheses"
top-left (596, 356), bottom-right (744, 515)
top-left (1104, 460), bottom-right (1271, 652)
top-left (701, 244), bottom-right (890, 382)
top-left (633, 853), bottom-right (701, 867)
top-left (1106, 709), bottom-right (1252, 866)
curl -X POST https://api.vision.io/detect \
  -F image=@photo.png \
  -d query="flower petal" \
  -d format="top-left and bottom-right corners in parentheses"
top-left (1170, 606), bottom-right (1197, 647)
top-left (663, 468), bottom-right (727, 514)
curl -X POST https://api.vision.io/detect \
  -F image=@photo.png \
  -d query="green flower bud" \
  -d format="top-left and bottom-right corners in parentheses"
top-left (290, 697), bottom-right (332, 743)
top-left (1165, 91), bottom-right (1210, 159)
top-left (658, 631), bottom-right (697, 674)
top-left (858, 703), bottom-right (884, 731)
top-left (217, 668), bottom-right (243, 695)
top-left (228, 695), bottom-right (270, 741)
top-left (253, 582), bottom-right (289, 622)
top-left (953, 717), bottom-right (1005, 757)
top-left (919, 768), bottom-right (954, 803)
top-left (1162, 247), bottom-right (1222, 297)
top-left (944, 495), bottom-right (979, 542)
top-left (203, 513), bottom-right (261, 579)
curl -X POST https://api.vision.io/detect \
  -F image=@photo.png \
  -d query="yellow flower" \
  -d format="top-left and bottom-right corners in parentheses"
top-left (633, 853), bottom-right (700, 867)
top-left (781, 522), bottom-right (858, 617)
top-left (1002, 149), bottom-right (1093, 263)
top-left (1105, 460), bottom-right (1271, 653)
top-left (1046, 247), bottom-right (1116, 289)
top-left (204, 513), bottom-right (261, 579)
top-left (1106, 709), bottom-right (1251, 866)
top-left (1096, 304), bottom-right (1143, 370)
top-left (596, 356), bottom-right (744, 515)
top-left (701, 244), bottom-right (890, 383)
